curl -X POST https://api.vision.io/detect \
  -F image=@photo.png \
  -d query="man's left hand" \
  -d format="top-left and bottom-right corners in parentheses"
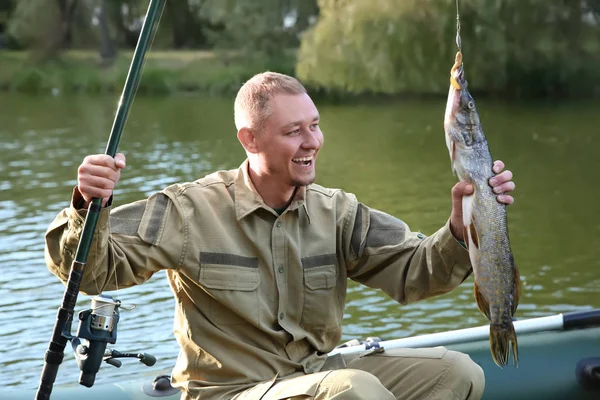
top-left (449, 160), bottom-right (515, 241)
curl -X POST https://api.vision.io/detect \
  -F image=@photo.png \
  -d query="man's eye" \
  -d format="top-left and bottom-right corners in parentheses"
top-left (310, 124), bottom-right (319, 129)
top-left (287, 129), bottom-right (300, 135)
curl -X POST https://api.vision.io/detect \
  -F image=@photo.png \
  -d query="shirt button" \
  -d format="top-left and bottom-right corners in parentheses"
top-left (279, 312), bottom-right (284, 320)
top-left (278, 265), bottom-right (284, 273)
top-left (417, 233), bottom-right (425, 239)
top-left (276, 221), bottom-right (282, 228)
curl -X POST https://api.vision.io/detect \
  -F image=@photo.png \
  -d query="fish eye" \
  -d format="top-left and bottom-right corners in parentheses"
top-left (467, 101), bottom-right (475, 110)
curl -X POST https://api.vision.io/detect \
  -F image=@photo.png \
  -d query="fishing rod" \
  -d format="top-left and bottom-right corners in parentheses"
top-left (36, 1), bottom-right (166, 398)
top-left (328, 309), bottom-right (600, 356)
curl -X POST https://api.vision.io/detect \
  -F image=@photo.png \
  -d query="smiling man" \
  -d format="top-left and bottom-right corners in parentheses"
top-left (45, 72), bottom-right (516, 400)
top-left (235, 80), bottom-right (323, 208)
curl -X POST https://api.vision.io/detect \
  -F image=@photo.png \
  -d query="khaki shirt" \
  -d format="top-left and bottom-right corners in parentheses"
top-left (45, 160), bottom-right (472, 399)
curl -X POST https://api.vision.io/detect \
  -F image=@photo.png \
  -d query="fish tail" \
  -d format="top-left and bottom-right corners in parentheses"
top-left (489, 321), bottom-right (519, 368)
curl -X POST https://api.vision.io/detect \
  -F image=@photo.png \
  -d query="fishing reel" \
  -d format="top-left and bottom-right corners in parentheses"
top-left (68, 294), bottom-right (156, 387)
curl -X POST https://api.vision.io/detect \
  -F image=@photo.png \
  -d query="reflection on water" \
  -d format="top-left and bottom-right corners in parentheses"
top-left (1, 93), bottom-right (599, 390)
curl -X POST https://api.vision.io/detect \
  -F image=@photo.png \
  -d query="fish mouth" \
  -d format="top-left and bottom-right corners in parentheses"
top-left (451, 65), bottom-right (466, 91)
top-left (444, 85), bottom-right (461, 129)
top-left (444, 51), bottom-right (469, 134)
top-left (444, 51), bottom-right (468, 158)
top-left (450, 52), bottom-right (467, 90)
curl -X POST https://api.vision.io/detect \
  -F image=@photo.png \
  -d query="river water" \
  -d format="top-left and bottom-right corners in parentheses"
top-left (1, 92), bottom-right (599, 390)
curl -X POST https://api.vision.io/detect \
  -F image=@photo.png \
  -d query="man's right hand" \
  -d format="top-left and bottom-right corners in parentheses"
top-left (77, 153), bottom-right (126, 207)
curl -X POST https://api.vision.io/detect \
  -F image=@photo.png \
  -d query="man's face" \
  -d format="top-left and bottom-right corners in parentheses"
top-left (254, 92), bottom-right (323, 188)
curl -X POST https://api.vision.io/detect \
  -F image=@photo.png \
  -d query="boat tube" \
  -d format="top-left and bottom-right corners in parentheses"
top-left (8, 309), bottom-right (600, 399)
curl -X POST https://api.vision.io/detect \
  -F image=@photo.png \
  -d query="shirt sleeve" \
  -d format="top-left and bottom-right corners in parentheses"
top-left (44, 187), bottom-right (185, 295)
top-left (342, 200), bottom-right (472, 305)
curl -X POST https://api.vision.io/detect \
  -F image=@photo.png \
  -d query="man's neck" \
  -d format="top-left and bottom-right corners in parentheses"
top-left (247, 167), bottom-right (297, 209)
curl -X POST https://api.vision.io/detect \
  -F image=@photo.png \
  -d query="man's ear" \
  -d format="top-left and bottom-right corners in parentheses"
top-left (238, 127), bottom-right (258, 154)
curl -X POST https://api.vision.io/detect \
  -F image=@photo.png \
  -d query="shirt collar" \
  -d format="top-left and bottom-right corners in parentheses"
top-left (234, 159), bottom-right (311, 224)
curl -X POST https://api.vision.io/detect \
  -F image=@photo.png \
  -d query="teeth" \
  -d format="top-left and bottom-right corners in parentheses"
top-left (293, 156), bottom-right (313, 162)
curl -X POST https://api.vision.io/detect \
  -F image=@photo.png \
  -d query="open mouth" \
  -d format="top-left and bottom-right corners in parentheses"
top-left (292, 156), bottom-right (313, 167)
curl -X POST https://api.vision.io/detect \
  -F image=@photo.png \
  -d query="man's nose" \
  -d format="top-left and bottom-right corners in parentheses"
top-left (303, 129), bottom-right (322, 149)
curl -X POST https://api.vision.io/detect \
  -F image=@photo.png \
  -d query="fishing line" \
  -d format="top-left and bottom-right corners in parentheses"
top-left (93, 302), bottom-right (137, 313)
top-left (455, 0), bottom-right (462, 52)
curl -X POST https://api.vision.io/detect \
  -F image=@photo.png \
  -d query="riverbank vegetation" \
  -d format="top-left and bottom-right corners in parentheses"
top-left (1, 0), bottom-right (599, 98)
top-left (0, 50), bottom-right (295, 95)
top-left (298, 0), bottom-right (600, 98)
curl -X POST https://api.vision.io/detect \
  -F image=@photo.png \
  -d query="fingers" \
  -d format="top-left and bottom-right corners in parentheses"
top-left (452, 160), bottom-right (515, 209)
top-left (489, 169), bottom-right (513, 187)
top-left (77, 154), bottom-right (126, 203)
top-left (114, 152), bottom-right (127, 169)
top-left (82, 153), bottom-right (126, 171)
top-left (489, 160), bottom-right (516, 205)
top-left (492, 160), bottom-right (505, 174)
top-left (78, 157), bottom-right (122, 183)
top-left (452, 178), bottom-right (515, 209)
top-left (452, 181), bottom-right (474, 198)
top-left (449, 182), bottom-right (471, 241)
top-left (497, 194), bottom-right (514, 205)
top-left (492, 180), bottom-right (515, 194)
top-left (78, 173), bottom-right (120, 198)
top-left (489, 166), bottom-right (515, 205)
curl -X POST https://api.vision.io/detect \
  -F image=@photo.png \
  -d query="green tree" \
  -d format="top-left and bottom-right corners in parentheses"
top-left (106, 0), bottom-right (146, 49)
top-left (201, 0), bottom-right (297, 58)
top-left (97, 0), bottom-right (117, 63)
top-left (165, 0), bottom-right (215, 49)
top-left (8, 0), bottom-right (79, 59)
top-left (0, 0), bottom-right (16, 48)
top-left (295, 0), bottom-right (320, 34)
top-left (297, 0), bottom-right (600, 97)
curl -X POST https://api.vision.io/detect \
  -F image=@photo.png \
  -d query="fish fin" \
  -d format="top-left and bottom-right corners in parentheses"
top-left (511, 267), bottom-right (521, 316)
top-left (462, 194), bottom-right (474, 229)
top-left (469, 222), bottom-right (480, 249)
top-left (489, 321), bottom-right (519, 368)
top-left (462, 195), bottom-right (480, 250)
top-left (511, 326), bottom-right (519, 368)
top-left (474, 282), bottom-right (491, 320)
top-left (450, 141), bottom-right (457, 174)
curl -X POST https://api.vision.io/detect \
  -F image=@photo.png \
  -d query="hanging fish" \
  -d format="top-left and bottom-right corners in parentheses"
top-left (443, 49), bottom-right (521, 368)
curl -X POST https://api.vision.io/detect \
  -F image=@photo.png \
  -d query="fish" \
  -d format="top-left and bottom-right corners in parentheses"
top-left (443, 51), bottom-right (521, 368)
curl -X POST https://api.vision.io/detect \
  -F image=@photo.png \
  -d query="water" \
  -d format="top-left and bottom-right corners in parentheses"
top-left (1, 92), bottom-right (599, 390)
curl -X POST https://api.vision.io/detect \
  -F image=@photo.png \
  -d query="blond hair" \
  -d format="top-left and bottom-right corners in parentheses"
top-left (234, 72), bottom-right (307, 131)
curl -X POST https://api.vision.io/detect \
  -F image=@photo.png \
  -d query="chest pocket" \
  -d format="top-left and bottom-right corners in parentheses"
top-left (301, 254), bottom-right (343, 332)
top-left (198, 252), bottom-right (260, 326)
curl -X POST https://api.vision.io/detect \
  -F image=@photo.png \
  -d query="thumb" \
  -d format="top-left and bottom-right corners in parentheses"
top-left (114, 152), bottom-right (127, 169)
top-left (449, 182), bottom-right (473, 240)
top-left (451, 182), bottom-right (473, 207)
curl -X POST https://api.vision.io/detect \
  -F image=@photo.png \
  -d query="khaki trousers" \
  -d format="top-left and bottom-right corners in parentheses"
top-left (232, 347), bottom-right (484, 400)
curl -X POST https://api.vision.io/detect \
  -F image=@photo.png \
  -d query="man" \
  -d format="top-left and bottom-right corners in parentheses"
top-left (45, 72), bottom-right (516, 400)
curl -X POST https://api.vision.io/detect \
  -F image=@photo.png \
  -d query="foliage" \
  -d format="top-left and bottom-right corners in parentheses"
top-left (8, 0), bottom-right (82, 59)
top-left (3, 0), bottom-right (599, 98)
top-left (201, 0), bottom-right (292, 58)
top-left (4, 0), bottom-right (317, 70)
top-left (7, 0), bottom-right (55, 49)
top-left (297, 0), bottom-right (600, 98)
top-left (0, 50), bottom-right (297, 96)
